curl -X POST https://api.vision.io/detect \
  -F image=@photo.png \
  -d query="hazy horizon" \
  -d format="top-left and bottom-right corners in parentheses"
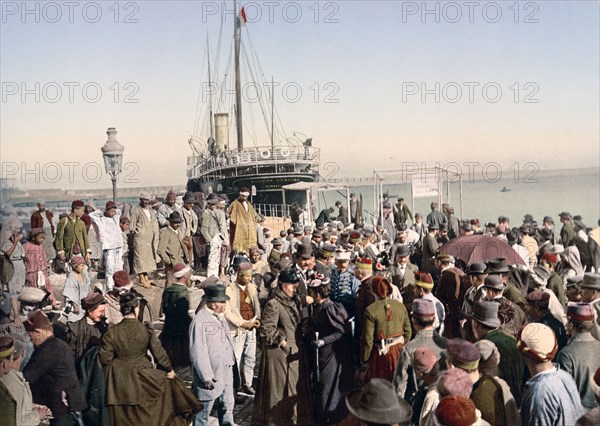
top-left (2, 1), bottom-right (599, 190)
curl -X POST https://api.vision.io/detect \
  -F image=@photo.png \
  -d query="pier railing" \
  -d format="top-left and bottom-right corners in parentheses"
top-left (187, 145), bottom-right (320, 179)
top-left (254, 203), bottom-right (290, 218)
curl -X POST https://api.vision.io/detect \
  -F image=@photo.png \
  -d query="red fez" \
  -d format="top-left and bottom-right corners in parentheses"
top-left (566, 302), bottom-right (595, 321)
top-left (355, 258), bottom-right (373, 270)
top-left (113, 271), bottom-right (131, 288)
top-left (435, 396), bottom-right (477, 426)
top-left (71, 200), bottom-right (85, 209)
top-left (105, 201), bottom-right (117, 210)
top-left (542, 252), bottom-right (558, 265)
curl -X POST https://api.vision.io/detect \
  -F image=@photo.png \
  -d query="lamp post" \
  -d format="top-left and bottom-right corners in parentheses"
top-left (101, 127), bottom-right (125, 202)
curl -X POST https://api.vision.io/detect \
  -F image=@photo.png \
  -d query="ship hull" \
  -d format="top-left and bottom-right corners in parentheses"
top-left (187, 172), bottom-right (318, 204)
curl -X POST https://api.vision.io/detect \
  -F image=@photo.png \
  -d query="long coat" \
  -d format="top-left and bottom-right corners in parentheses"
top-left (189, 306), bottom-right (237, 401)
top-left (99, 318), bottom-right (198, 426)
top-left (129, 206), bottom-right (159, 274)
top-left (228, 198), bottom-right (258, 253)
top-left (306, 299), bottom-right (355, 424)
top-left (54, 216), bottom-right (89, 259)
top-left (389, 262), bottom-right (419, 312)
top-left (253, 288), bottom-right (312, 425)
top-left (435, 267), bottom-right (467, 338)
top-left (361, 298), bottom-right (412, 380)
top-left (23, 336), bottom-right (87, 420)
top-left (157, 226), bottom-right (186, 267)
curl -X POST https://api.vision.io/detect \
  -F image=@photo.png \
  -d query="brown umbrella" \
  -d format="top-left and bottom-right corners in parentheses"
top-left (440, 235), bottom-right (525, 266)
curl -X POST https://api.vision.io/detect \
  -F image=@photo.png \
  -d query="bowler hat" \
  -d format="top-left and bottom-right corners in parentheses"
top-left (483, 275), bottom-right (504, 291)
top-left (468, 301), bottom-right (501, 329)
top-left (345, 378), bottom-right (412, 425)
top-left (395, 245), bottom-right (411, 258)
top-left (427, 222), bottom-right (439, 230)
top-left (558, 212), bottom-right (572, 219)
top-left (580, 272), bottom-right (600, 291)
top-left (168, 211), bottom-right (183, 223)
top-left (182, 192), bottom-right (196, 204)
top-left (485, 258), bottom-right (510, 274)
top-left (271, 238), bottom-right (283, 246)
top-left (465, 262), bottom-right (487, 275)
top-left (203, 285), bottom-right (230, 302)
top-left (566, 275), bottom-right (583, 287)
top-left (296, 244), bottom-right (313, 259)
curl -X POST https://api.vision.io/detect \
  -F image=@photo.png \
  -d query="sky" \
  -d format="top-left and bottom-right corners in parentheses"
top-left (1, 0), bottom-right (599, 189)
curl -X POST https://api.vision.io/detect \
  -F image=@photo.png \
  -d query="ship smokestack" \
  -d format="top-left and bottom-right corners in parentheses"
top-left (214, 113), bottom-right (229, 154)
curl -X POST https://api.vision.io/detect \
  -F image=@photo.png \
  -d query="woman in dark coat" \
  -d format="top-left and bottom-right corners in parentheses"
top-left (98, 292), bottom-right (200, 426)
top-left (306, 274), bottom-right (355, 425)
top-left (253, 269), bottom-right (312, 425)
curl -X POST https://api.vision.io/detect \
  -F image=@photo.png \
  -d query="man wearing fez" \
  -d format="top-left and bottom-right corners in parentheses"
top-left (413, 272), bottom-right (445, 336)
top-left (360, 277), bottom-right (411, 382)
top-left (519, 323), bottom-right (585, 425)
top-left (557, 303), bottom-right (600, 409)
top-left (190, 285), bottom-right (237, 426)
top-left (89, 201), bottom-right (122, 291)
top-left (130, 193), bottom-right (160, 288)
top-left (393, 299), bottom-right (447, 402)
top-left (54, 199), bottom-right (90, 263)
top-left (225, 262), bottom-right (261, 396)
top-left (23, 310), bottom-right (88, 425)
top-left (30, 199), bottom-right (55, 260)
top-left (228, 187), bottom-right (259, 254)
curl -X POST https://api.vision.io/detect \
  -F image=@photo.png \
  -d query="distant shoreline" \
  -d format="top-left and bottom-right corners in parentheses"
top-left (1, 166), bottom-right (598, 200)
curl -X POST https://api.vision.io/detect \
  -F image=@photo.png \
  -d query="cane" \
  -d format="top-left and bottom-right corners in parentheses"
top-left (314, 331), bottom-right (320, 384)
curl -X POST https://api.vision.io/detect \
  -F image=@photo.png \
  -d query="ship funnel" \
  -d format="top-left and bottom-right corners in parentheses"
top-left (214, 113), bottom-right (229, 154)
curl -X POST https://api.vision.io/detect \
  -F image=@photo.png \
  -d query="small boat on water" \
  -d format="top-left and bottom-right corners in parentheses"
top-left (186, 1), bottom-right (320, 210)
top-left (500, 186), bottom-right (511, 192)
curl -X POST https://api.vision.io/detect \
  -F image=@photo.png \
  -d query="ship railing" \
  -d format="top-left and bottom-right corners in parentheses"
top-left (187, 145), bottom-right (320, 177)
top-left (254, 203), bottom-right (291, 218)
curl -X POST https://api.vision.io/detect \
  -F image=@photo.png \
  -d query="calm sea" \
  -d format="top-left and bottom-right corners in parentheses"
top-left (319, 172), bottom-right (600, 227)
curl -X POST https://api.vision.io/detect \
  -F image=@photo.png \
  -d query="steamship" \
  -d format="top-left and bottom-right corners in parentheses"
top-left (186, 1), bottom-right (320, 208)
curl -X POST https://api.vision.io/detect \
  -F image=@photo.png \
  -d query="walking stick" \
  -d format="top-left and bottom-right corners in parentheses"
top-left (314, 331), bottom-right (320, 384)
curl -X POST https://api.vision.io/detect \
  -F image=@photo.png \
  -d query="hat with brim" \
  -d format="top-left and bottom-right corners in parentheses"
top-left (483, 275), bottom-right (504, 291)
top-left (296, 244), bottom-right (313, 259)
top-left (182, 192), bottom-right (196, 204)
top-left (580, 272), bottom-right (600, 291)
top-left (485, 258), bottom-right (510, 275)
top-left (203, 284), bottom-right (230, 302)
top-left (168, 211), bottom-right (183, 223)
top-left (466, 262), bottom-right (487, 276)
top-left (518, 323), bottom-right (558, 362)
top-left (345, 378), bottom-right (412, 425)
top-left (81, 292), bottom-right (106, 311)
top-left (427, 223), bottom-right (439, 230)
top-left (335, 250), bottom-right (351, 261)
top-left (468, 301), bottom-right (501, 329)
top-left (396, 245), bottom-right (411, 258)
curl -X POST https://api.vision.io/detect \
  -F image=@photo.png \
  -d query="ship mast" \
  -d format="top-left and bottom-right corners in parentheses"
top-left (207, 38), bottom-right (214, 141)
top-left (234, 0), bottom-right (244, 150)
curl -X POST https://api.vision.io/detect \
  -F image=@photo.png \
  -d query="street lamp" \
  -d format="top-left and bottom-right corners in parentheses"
top-left (101, 127), bottom-right (125, 202)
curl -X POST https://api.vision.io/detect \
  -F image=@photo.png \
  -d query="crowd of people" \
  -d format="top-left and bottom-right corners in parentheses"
top-left (1, 187), bottom-right (600, 426)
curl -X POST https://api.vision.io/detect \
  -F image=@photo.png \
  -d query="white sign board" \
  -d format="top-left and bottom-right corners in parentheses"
top-left (411, 173), bottom-right (439, 198)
